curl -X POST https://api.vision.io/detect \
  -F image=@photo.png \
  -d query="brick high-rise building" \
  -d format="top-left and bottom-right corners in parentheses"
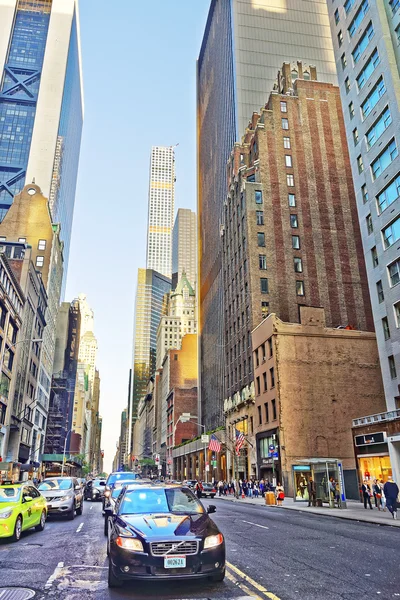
top-left (223, 63), bottom-right (374, 416)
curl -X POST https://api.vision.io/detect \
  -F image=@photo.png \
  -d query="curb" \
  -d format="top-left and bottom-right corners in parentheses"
top-left (214, 496), bottom-right (400, 528)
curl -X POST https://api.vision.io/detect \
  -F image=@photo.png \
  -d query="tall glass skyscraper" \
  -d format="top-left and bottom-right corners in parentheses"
top-left (197, 0), bottom-right (338, 430)
top-left (0, 0), bottom-right (83, 279)
top-left (146, 146), bottom-right (175, 278)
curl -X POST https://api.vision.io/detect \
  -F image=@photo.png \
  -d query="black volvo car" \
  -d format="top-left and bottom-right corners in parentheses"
top-left (107, 484), bottom-right (225, 587)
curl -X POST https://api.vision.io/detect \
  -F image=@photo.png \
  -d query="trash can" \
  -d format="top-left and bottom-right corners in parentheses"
top-left (265, 491), bottom-right (276, 505)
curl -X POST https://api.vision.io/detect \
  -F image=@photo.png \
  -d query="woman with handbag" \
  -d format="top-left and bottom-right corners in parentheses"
top-left (361, 481), bottom-right (373, 509)
top-left (372, 479), bottom-right (382, 511)
top-left (276, 482), bottom-right (285, 506)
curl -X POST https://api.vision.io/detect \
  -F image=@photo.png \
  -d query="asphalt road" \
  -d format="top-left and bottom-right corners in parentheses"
top-left (0, 497), bottom-right (399, 600)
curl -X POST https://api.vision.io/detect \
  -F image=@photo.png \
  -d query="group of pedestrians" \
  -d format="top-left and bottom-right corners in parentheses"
top-left (216, 478), bottom-right (286, 504)
top-left (361, 476), bottom-right (399, 519)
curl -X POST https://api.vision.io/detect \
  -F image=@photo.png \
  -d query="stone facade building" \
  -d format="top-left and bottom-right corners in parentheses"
top-left (251, 307), bottom-right (385, 499)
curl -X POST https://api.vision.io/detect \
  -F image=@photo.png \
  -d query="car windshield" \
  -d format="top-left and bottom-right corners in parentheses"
top-left (38, 479), bottom-right (73, 491)
top-left (93, 480), bottom-right (105, 488)
top-left (108, 472), bottom-right (140, 486)
top-left (120, 487), bottom-right (204, 515)
top-left (0, 487), bottom-right (21, 502)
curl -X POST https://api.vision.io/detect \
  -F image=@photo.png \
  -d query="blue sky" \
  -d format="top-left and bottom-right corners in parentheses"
top-left (65, 0), bottom-right (210, 471)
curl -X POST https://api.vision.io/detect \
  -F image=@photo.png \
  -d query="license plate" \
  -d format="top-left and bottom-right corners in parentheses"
top-left (164, 556), bottom-right (186, 569)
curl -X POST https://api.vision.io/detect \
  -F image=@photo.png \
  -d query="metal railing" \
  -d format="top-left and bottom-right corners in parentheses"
top-left (352, 408), bottom-right (400, 427)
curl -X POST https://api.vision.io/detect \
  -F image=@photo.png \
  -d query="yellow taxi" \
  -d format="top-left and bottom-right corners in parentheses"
top-left (0, 482), bottom-right (47, 541)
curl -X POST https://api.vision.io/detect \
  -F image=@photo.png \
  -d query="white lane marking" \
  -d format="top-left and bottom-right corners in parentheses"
top-left (68, 565), bottom-right (108, 569)
top-left (76, 522), bottom-right (84, 533)
top-left (242, 519), bottom-right (269, 530)
top-left (45, 561), bottom-right (64, 589)
top-left (90, 505), bottom-right (93, 510)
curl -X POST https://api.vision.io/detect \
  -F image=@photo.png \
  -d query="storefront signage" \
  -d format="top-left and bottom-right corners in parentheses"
top-left (201, 434), bottom-right (209, 444)
top-left (337, 461), bottom-right (346, 505)
top-left (293, 465), bottom-right (311, 471)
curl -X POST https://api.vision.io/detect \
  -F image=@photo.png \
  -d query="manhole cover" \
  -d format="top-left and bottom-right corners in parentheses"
top-left (0, 589), bottom-right (35, 600)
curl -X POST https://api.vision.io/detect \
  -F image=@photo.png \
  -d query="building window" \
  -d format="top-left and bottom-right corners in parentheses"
top-left (388, 259), bottom-right (400, 286)
top-left (280, 101), bottom-right (287, 113)
top-left (357, 155), bottom-right (364, 174)
top-left (338, 30), bottom-right (343, 46)
top-left (268, 337), bottom-right (273, 357)
top-left (259, 255), bottom-right (267, 270)
top-left (38, 239), bottom-right (46, 251)
top-left (287, 174), bottom-right (295, 186)
top-left (272, 399), bottom-right (277, 420)
top-left (334, 8), bottom-right (340, 23)
top-left (283, 137), bottom-right (291, 149)
top-left (377, 175), bottom-right (400, 214)
top-left (36, 256), bottom-right (44, 267)
top-left (258, 405), bottom-right (262, 425)
top-left (288, 193), bottom-right (296, 207)
top-left (282, 118), bottom-right (289, 130)
top-left (389, 355), bottom-right (397, 379)
top-left (371, 139), bottom-right (398, 181)
top-left (361, 184), bottom-right (369, 204)
top-left (352, 22), bottom-right (374, 64)
top-left (270, 367), bottom-right (275, 388)
top-left (292, 235), bottom-right (300, 249)
top-left (290, 214), bottom-right (298, 228)
top-left (390, 0), bottom-right (400, 15)
top-left (371, 246), bottom-right (379, 267)
top-left (261, 301), bottom-right (269, 318)
top-left (256, 376), bottom-right (261, 395)
top-left (353, 128), bottom-right (359, 145)
top-left (382, 317), bottom-right (391, 340)
top-left (366, 107), bottom-right (391, 150)
top-left (361, 77), bottom-right (386, 119)
top-left (256, 210), bottom-right (264, 225)
top-left (396, 23), bottom-right (400, 43)
top-left (366, 214), bottom-right (373, 234)
top-left (345, 77), bottom-right (351, 93)
top-left (260, 278), bottom-right (269, 294)
top-left (294, 257), bottom-right (303, 273)
top-left (341, 53), bottom-right (347, 70)
top-left (18, 237), bottom-right (26, 243)
top-left (357, 48), bottom-right (380, 91)
top-left (394, 301), bottom-right (400, 327)
top-left (349, 101), bottom-right (354, 119)
top-left (263, 371), bottom-right (267, 392)
top-left (376, 280), bottom-right (384, 303)
top-left (344, 0), bottom-right (354, 14)
top-left (348, 0), bottom-right (370, 38)
top-left (264, 402), bottom-right (269, 422)
top-left (296, 280), bottom-right (305, 296)
top-left (285, 155), bottom-right (292, 168)
top-left (255, 190), bottom-right (263, 204)
top-left (258, 232), bottom-right (265, 247)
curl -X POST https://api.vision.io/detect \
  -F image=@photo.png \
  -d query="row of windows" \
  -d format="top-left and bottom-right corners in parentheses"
top-left (256, 367), bottom-right (275, 395)
top-left (357, 138), bottom-right (397, 180)
top-left (254, 337), bottom-right (273, 366)
top-left (258, 400), bottom-right (277, 425)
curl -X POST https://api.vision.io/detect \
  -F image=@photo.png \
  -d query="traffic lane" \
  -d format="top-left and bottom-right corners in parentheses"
top-left (209, 499), bottom-right (400, 600)
top-left (0, 496), bottom-right (102, 592)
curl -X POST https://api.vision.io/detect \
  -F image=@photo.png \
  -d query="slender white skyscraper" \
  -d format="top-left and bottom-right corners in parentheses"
top-left (146, 146), bottom-right (175, 278)
top-left (0, 0), bottom-right (84, 285)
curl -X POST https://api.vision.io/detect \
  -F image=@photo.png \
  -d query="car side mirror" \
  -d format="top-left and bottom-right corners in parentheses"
top-left (207, 505), bottom-right (216, 514)
top-left (24, 496), bottom-right (33, 503)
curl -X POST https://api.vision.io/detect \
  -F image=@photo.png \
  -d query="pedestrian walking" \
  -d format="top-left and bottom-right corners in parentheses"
top-left (276, 482), bottom-right (284, 506)
top-left (218, 480), bottom-right (223, 497)
top-left (383, 476), bottom-right (399, 520)
top-left (372, 479), bottom-right (382, 511)
top-left (307, 477), bottom-right (316, 507)
top-left (194, 480), bottom-right (203, 500)
top-left (379, 480), bottom-right (386, 511)
top-left (361, 481), bottom-right (373, 510)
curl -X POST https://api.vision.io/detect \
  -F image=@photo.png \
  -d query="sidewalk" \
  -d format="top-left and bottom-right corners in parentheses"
top-left (214, 493), bottom-right (400, 527)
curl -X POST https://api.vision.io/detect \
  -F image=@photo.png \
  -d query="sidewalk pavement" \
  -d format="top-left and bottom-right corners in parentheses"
top-left (214, 493), bottom-right (400, 527)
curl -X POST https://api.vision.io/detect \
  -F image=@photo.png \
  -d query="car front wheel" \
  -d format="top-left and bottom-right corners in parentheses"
top-left (35, 510), bottom-right (46, 532)
top-left (67, 505), bottom-right (75, 520)
top-left (12, 515), bottom-right (22, 542)
top-left (108, 560), bottom-right (123, 588)
top-left (76, 502), bottom-right (83, 516)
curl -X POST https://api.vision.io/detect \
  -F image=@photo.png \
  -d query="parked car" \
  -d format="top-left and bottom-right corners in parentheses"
top-left (0, 482), bottom-right (47, 542)
top-left (103, 471), bottom-right (141, 509)
top-left (200, 483), bottom-right (217, 499)
top-left (38, 477), bottom-right (83, 520)
top-left (84, 478), bottom-right (106, 501)
top-left (107, 484), bottom-right (225, 587)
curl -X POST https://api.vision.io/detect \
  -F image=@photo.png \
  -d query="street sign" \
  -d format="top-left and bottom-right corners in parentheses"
top-left (212, 460), bottom-right (217, 467)
top-left (205, 465), bottom-right (210, 472)
top-left (201, 434), bottom-right (209, 443)
top-left (154, 454), bottom-right (160, 463)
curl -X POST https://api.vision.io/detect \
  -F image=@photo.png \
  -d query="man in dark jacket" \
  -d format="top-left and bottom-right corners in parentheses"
top-left (307, 477), bottom-right (316, 507)
top-left (383, 477), bottom-right (399, 520)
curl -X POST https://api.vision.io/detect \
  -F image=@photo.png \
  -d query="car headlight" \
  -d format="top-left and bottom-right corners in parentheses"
top-left (204, 533), bottom-right (224, 549)
top-left (116, 537), bottom-right (144, 552)
top-left (0, 509), bottom-right (13, 519)
top-left (58, 495), bottom-right (72, 502)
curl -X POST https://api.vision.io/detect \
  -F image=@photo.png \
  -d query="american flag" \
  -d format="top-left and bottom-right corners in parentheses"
top-left (235, 429), bottom-right (245, 456)
top-left (209, 434), bottom-right (221, 453)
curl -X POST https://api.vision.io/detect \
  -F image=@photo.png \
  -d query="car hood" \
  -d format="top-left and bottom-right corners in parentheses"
top-left (119, 513), bottom-right (215, 539)
top-left (39, 489), bottom-right (72, 498)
